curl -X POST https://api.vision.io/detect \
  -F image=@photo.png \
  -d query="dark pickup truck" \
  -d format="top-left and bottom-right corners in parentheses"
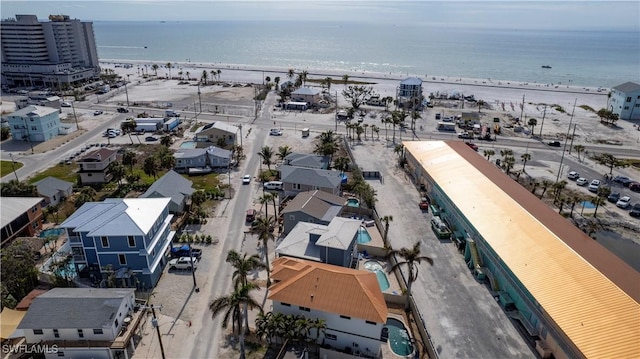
top-left (170, 245), bottom-right (202, 259)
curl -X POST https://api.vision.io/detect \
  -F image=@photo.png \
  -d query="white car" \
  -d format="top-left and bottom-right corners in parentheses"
top-left (242, 174), bottom-right (251, 184)
top-left (576, 178), bottom-right (588, 186)
top-left (567, 171), bottom-right (580, 180)
top-left (588, 179), bottom-right (601, 192)
top-left (168, 257), bottom-right (198, 270)
top-left (269, 128), bottom-right (283, 136)
top-left (61, 101), bottom-right (71, 107)
top-left (616, 196), bottom-right (631, 209)
top-left (94, 110), bottom-right (104, 116)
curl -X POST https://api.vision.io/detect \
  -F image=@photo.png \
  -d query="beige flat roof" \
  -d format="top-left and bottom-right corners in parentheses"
top-left (404, 140), bottom-right (640, 358)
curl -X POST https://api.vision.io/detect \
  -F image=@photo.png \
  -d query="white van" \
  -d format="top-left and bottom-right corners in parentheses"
top-left (263, 181), bottom-right (283, 190)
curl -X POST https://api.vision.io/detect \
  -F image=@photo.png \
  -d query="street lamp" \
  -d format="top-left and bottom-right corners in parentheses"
top-left (555, 99), bottom-right (577, 182)
top-left (335, 90), bottom-right (338, 131)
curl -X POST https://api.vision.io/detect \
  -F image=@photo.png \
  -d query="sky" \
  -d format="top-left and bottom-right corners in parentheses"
top-left (1, 1), bottom-right (639, 30)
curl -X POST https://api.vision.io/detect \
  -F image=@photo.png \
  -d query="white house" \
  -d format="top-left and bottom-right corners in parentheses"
top-left (269, 257), bottom-right (388, 358)
top-left (33, 176), bottom-right (74, 207)
top-left (6, 105), bottom-right (61, 142)
top-left (610, 82), bottom-right (640, 120)
top-left (17, 288), bottom-right (140, 359)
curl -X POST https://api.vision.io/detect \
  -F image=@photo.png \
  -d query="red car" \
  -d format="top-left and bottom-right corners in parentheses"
top-left (419, 198), bottom-right (430, 210)
top-left (465, 142), bottom-right (479, 151)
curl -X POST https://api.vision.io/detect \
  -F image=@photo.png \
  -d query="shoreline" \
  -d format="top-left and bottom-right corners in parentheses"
top-left (100, 58), bottom-right (610, 95)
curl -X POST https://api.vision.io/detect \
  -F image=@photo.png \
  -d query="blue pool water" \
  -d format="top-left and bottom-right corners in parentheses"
top-left (386, 318), bottom-right (414, 357)
top-left (581, 201), bottom-right (596, 209)
top-left (357, 226), bottom-right (372, 244)
top-left (180, 141), bottom-right (197, 149)
top-left (364, 260), bottom-right (390, 291)
top-left (39, 228), bottom-right (64, 238)
top-left (347, 198), bottom-right (360, 208)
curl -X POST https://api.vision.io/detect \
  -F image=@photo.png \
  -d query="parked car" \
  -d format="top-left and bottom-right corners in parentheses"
top-left (616, 196), bottom-right (632, 209)
top-left (263, 181), bottom-right (283, 190)
top-left (93, 110), bottom-right (103, 116)
top-left (170, 245), bottom-right (202, 259)
top-left (61, 101), bottom-right (71, 107)
top-left (168, 257), bottom-right (198, 270)
top-left (269, 128), bottom-right (283, 136)
top-left (464, 142), bottom-right (479, 151)
top-left (588, 179), bottom-right (601, 192)
top-left (567, 171), bottom-right (580, 180)
top-left (419, 197), bottom-right (430, 210)
top-left (629, 182), bottom-right (640, 192)
top-left (630, 204), bottom-right (640, 218)
top-left (576, 178), bottom-right (588, 186)
top-left (613, 176), bottom-right (632, 186)
top-left (458, 132), bottom-right (473, 139)
top-left (607, 192), bottom-right (620, 203)
top-left (245, 209), bottom-right (256, 222)
top-left (547, 141), bottom-right (562, 147)
top-left (145, 136), bottom-right (158, 142)
top-left (242, 174), bottom-right (251, 184)
top-left (117, 107), bottom-right (129, 113)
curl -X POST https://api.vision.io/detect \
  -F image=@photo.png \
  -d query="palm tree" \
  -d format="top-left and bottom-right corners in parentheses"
top-left (477, 99), bottom-right (485, 113)
top-left (381, 215), bottom-right (393, 243)
top-left (387, 242), bottom-right (433, 311)
top-left (483, 149), bottom-right (495, 161)
top-left (274, 76), bottom-right (280, 89)
top-left (151, 64), bottom-right (159, 76)
top-left (324, 77), bottom-right (332, 92)
top-left (521, 153), bottom-right (531, 172)
top-left (201, 70), bottom-right (208, 85)
top-left (258, 146), bottom-right (274, 172)
top-left (591, 195), bottom-right (606, 218)
top-left (573, 144), bottom-right (586, 162)
top-left (258, 192), bottom-right (274, 219)
top-left (300, 70), bottom-right (308, 86)
top-left (217, 69), bottom-right (222, 81)
top-left (251, 216), bottom-right (276, 286)
top-left (277, 145), bottom-right (292, 161)
top-left (186, 71), bottom-right (190, 80)
top-left (121, 119), bottom-right (138, 144)
top-left (210, 70), bottom-right (217, 83)
top-left (160, 135), bottom-right (172, 147)
top-left (287, 68), bottom-right (295, 82)
top-left (372, 125), bottom-right (380, 140)
top-left (166, 62), bottom-right (173, 79)
top-left (552, 180), bottom-right (568, 204)
top-left (342, 74), bottom-right (349, 86)
top-left (527, 118), bottom-right (537, 134)
top-left (143, 157), bottom-right (159, 179)
top-left (107, 161), bottom-right (126, 186)
top-left (410, 110), bottom-right (421, 131)
top-left (539, 179), bottom-right (553, 199)
top-left (209, 282), bottom-right (262, 359)
top-left (333, 157), bottom-right (350, 172)
top-left (74, 186), bottom-right (96, 208)
top-left (226, 250), bottom-right (266, 333)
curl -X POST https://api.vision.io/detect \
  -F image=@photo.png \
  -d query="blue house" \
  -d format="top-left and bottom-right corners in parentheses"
top-left (396, 77), bottom-right (423, 110)
top-left (60, 198), bottom-right (175, 289)
top-left (6, 105), bottom-right (61, 142)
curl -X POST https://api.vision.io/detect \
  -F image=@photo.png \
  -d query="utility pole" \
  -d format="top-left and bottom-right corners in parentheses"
top-left (9, 153), bottom-right (19, 181)
top-left (519, 94), bottom-right (525, 123)
top-left (148, 304), bottom-right (166, 359)
top-left (335, 90), bottom-right (338, 132)
top-left (569, 123), bottom-right (577, 154)
top-left (555, 99), bottom-right (577, 182)
top-left (185, 230), bottom-right (199, 292)
top-left (125, 74), bottom-right (130, 108)
top-left (538, 105), bottom-right (547, 137)
top-left (197, 83), bottom-right (202, 114)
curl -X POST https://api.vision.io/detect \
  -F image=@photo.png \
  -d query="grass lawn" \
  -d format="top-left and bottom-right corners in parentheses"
top-left (0, 160), bottom-right (23, 178)
top-left (28, 163), bottom-right (79, 184)
top-left (183, 172), bottom-right (222, 191)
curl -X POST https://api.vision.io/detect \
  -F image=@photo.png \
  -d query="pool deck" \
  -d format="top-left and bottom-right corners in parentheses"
top-left (357, 256), bottom-right (403, 295)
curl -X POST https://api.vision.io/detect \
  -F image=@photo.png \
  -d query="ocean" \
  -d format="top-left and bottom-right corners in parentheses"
top-left (93, 20), bottom-right (639, 88)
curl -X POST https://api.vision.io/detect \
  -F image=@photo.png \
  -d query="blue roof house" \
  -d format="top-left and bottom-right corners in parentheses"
top-left (60, 198), bottom-right (175, 289)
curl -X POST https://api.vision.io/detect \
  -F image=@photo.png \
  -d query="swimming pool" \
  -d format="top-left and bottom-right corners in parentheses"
top-left (180, 141), bottom-right (197, 149)
top-left (364, 260), bottom-right (390, 291)
top-left (385, 317), bottom-right (414, 357)
top-left (39, 228), bottom-right (64, 238)
top-left (347, 198), bottom-right (360, 207)
top-left (357, 226), bottom-right (372, 244)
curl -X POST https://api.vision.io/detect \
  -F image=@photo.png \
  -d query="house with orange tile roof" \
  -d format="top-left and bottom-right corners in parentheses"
top-left (269, 257), bottom-right (388, 357)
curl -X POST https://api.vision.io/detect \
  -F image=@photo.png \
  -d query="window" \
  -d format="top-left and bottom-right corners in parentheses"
top-left (115, 319), bottom-right (119, 327)
top-left (53, 329), bottom-right (59, 338)
top-left (57, 352), bottom-right (65, 357)
top-left (325, 333), bottom-right (337, 340)
top-left (77, 329), bottom-right (84, 338)
top-left (281, 302), bottom-right (291, 307)
top-left (33, 329), bottom-right (43, 335)
top-left (624, 106), bottom-right (629, 110)
top-left (292, 183), bottom-right (301, 190)
top-left (128, 236), bottom-right (136, 247)
top-left (118, 254), bottom-right (126, 265)
top-left (101, 237), bottom-right (109, 247)
top-left (340, 315), bottom-right (351, 320)
top-left (366, 320), bottom-right (377, 325)
top-left (626, 96), bottom-right (632, 102)
top-left (93, 329), bottom-right (103, 335)
top-left (31, 126), bottom-right (37, 131)
top-left (31, 206), bottom-right (37, 213)
top-left (299, 306), bottom-right (310, 312)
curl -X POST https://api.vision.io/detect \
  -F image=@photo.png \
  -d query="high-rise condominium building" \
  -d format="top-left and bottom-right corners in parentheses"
top-left (1, 14), bottom-right (100, 88)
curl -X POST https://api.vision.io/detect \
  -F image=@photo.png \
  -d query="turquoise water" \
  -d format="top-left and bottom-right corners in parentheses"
top-left (347, 198), bottom-right (360, 208)
top-left (364, 261), bottom-right (390, 291)
top-left (386, 318), bottom-right (414, 357)
top-left (357, 227), bottom-right (372, 244)
top-left (40, 228), bottom-right (64, 238)
top-left (180, 141), bottom-right (197, 149)
top-left (581, 201), bottom-right (596, 209)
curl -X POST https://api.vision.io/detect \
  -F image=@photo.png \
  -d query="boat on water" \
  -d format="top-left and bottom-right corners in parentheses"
top-left (541, 65), bottom-right (552, 69)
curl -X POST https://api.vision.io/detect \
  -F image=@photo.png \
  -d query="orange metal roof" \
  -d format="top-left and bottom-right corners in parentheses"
top-left (269, 257), bottom-right (388, 323)
top-left (404, 140), bottom-right (640, 358)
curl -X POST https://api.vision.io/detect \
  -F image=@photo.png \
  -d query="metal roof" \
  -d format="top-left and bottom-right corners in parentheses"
top-left (403, 140), bottom-right (640, 358)
top-left (269, 257), bottom-right (387, 323)
top-left (61, 198), bottom-right (171, 236)
top-left (276, 222), bottom-right (326, 261)
top-left (283, 153), bottom-right (329, 169)
top-left (279, 165), bottom-right (343, 188)
top-left (141, 170), bottom-right (193, 209)
top-left (282, 190), bottom-right (346, 219)
top-left (400, 77), bottom-right (422, 86)
top-left (9, 105), bottom-right (58, 117)
top-left (612, 81), bottom-right (640, 93)
top-left (315, 217), bottom-right (361, 249)
top-left (18, 288), bottom-right (134, 330)
top-left (33, 176), bottom-right (73, 198)
top-left (291, 87), bottom-right (320, 96)
top-left (0, 197), bottom-right (43, 228)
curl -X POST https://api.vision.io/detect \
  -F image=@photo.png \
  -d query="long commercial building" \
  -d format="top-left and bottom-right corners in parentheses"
top-left (1, 14), bottom-right (100, 87)
top-left (403, 140), bottom-right (639, 359)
